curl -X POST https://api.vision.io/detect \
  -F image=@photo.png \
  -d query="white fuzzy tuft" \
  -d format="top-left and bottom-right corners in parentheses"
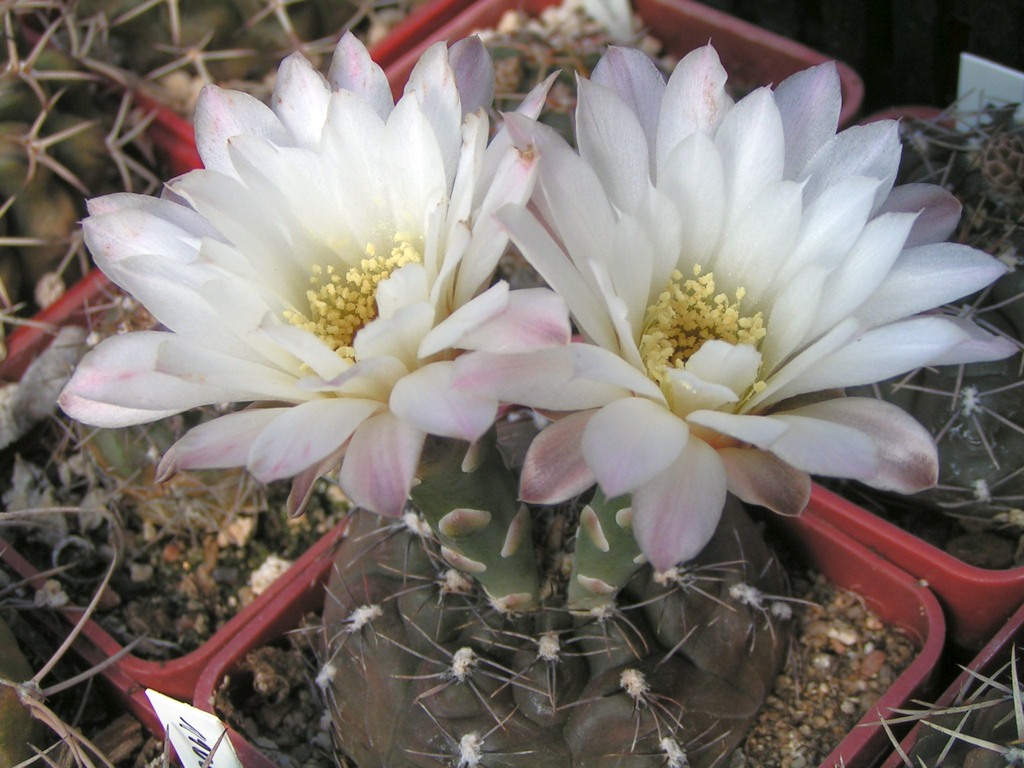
top-left (346, 604), bottom-right (382, 633)
top-left (457, 732), bottom-right (483, 767)
top-left (450, 647), bottom-right (477, 682)
top-left (660, 737), bottom-right (689, 767)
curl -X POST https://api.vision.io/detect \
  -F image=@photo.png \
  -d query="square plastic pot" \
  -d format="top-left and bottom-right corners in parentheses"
top-left (382, 0), bottom-right (864, 126)
top-left (807, 483), bottom-right (1024, 654)
top-left (0, 519), bottom-right (348, 702)
top-left (192, 495), bottom-right (944, 768)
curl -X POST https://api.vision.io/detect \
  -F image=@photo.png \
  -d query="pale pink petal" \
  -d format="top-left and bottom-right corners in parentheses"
top-left (582, 397), bottom-right (689, 498)
top-left (657, 132), bottom-right (724, 267)
top-left (426, 286), bottom-right (569, 356)
top-left (247, 398), bottom-right (381, 482)
top-left (353, 303), bottom-right (435, 370)
top-left (714, 88), bottom-right (785, 221)
top-left (339, 411), bottom-right (425, 517)
top-left (327, 32), bottom-right (394, 120)
top-left (389, 361), bottom-right (497, 442)
top-left (718, 447), bottom-right (811, 515)
top-left (781, 397), bottom-right (938, 492)
top-left (402, 40), bottom-right (462, 186)
top-left (271, 53), bottom-right (330, 148)
top-left (770, 316), bottom-right (998, 401)
top-left (767, 413), bottom-right (879, 480)
top-left (452, 138), bottom-right (540, 305)
top-left (576, 77), bottom-right (651, 212)
top-left (592, 45), bottom-right (665, 166)
top-left (854, 243), bottom-right (1010, 328)
top-left (685, 410), bottom-right (790, 448)
top-left (193, 85), bottom-right (286, 175)
top-left (878, 183), bottom-right (961, 248)
top-left (449, 36), bottom-right (494, 116)
top-left (520, 410), bottom-right (598, 504)
top-left (287, 447), bottom-right (345, 517)
top-left (499, 201), bottom-right (617, 352)
top-left (657, 45), bottom-right (732, 166)
top-left (800, 120), bottom-right (901, 209)
top-left (452, 347), bottom-right (629, 412)
top-left (773, 62), bottom-right (841, 180)
top-left (921, 316), bottom-right (1019, 366)
top-left (569, 343), bottom-right (664, 401)
top-left (157, 408), bottom-right (286, 479)
top-left (632, 437), bottom-right (727, 571)
top-left (811, 211), bottom-right (916, 332)
top-left (59, 333), bottom-right (240, 427)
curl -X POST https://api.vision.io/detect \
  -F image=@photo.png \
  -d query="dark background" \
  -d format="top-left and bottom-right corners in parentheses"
top-left (692, 0), bottom-right (1024, 114)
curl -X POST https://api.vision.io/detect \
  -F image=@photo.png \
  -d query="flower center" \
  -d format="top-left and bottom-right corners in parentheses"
top-left (284, 239), bottom-right (422, 360)
top-left (640, 265), bottom-right (766, 386)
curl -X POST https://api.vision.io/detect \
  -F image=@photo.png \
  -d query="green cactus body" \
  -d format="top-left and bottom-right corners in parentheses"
top-left (321, 482), bottom-right (788, 768)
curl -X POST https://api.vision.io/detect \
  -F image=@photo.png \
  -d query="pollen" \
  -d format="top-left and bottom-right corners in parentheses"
top-left (284, 238), bottom-right (423, 360)
top-left (640, 266), bottom-right (766, 387)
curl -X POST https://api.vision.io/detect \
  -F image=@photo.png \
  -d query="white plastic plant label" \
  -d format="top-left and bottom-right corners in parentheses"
top-left (145, 689), bottom-right (244, 768)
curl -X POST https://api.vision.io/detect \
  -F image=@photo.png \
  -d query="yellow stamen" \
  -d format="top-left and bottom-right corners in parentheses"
top-left (284, 238), bottom-right (423, 360)
top-left (640, 265), bottom-right (766, 388)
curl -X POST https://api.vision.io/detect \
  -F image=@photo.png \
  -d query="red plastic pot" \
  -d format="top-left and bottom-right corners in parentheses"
top-left (807, 483), bottom-right (1024, 654)
top-left (382, 0), bottom-right (865, 126)
top-left (0, 519), bottom-right (348, 702)
top-left (880, 594), bottom-right (1024, 766)
top-left (192, 524), bottom-right (345, 768)
top-left (194, 495), bottom-right (944, 768)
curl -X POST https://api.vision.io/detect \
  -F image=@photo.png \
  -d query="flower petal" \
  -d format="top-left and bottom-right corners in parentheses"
top-left (773, 62), bottom-right (841, 180)
top-left (272, 52), bottom-right (330, 149)
top-left (714, 87), bottom-right (785, 222)
top-left (767, 412), bottom-right (879, 480)
top-left (60, 333), bottom-right (251, 427)
top-left (683, 340), bottom-right (761, 397)
top-left (718, 447), bottom-right (811, 515)
top-left (591, 45), bottom-right (665, 167)
top-left (327, 32), bottom-right (394, 120)
top-left (390, 361), bottom-right (497, 442)
top-left (158, 408), bottom-right (286, 477)
top-left (582, 397), bottom-right (689, 497)
top-left (448, 36), bottom-right (495, 116)
top-left (247, 398), bottom-right (380, 482)
top-left (656, 44), bottom-right (732, 167)
top-left (452, 347), bottom-right (631, 411)
top-left (520, 410), bottom-right (598, 503)
top-left (424, 285), bottom-right (570, 357)
top-left (631, 437), bottom-right (727, 571)
top-left (878, 183), bottom-right (961, 248)
top-left (339, 411), bottom-right (425, 517)
top-left (781, 397), bottom-right (938, 492)
top-left (854, 243), bottom-right (1010, 328)
top-left (577, 77), bottom-right (651, 212)
top-left (193, 85), bottom-right (286, 175)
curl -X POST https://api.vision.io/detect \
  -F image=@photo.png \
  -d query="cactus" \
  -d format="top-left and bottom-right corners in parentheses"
top-left (887, 645), bottom-right (1024, 767)
top-left (852, 106), bottom-right (1024, 527)
top-left (320, 432), bottom-right (790, 768)
top-left (0, 5), bottom-right (161, 322)
top-left (67, 0), bottom-right (431, 113)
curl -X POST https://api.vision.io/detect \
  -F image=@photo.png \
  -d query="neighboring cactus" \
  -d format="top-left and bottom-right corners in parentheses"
top-left (853, 106), bottom-right (1024, 526)
top-left (888, 645), bottom-right (1024, 767)
top-left (0, 6), bottom-right (161, 322)
top-left (320, 433), bottom-right (790, 768)
top-left (68, 0), bottom-right (430, 113)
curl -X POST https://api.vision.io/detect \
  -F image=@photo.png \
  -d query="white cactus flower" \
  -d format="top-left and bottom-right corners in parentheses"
top-left (456, 44), bottom-right (1016, 571)
top-left (59, 33), bottom-right (567, 518)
